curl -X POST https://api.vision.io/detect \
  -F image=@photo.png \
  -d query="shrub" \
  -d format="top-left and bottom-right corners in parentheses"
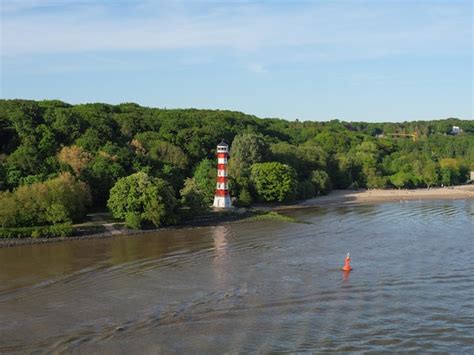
top-left (0, 223), bottom-right (73, 239)
top-left (236, 187), bottom-right (253, 207)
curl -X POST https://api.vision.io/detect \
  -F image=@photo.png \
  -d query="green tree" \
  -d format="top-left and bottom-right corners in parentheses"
top-left (107, 172), bottom-right (178, 228)
top-left (390, 171), bottom-right (411, 189)
top-left (270, 142), bottom-right (327, 179)
top-left (159, 164), bottom-right (186, 194)
top-left (180, 178), bottom-right (209, 214)
top-left (422, 161), bottom-right (438, 188)
top-left (439, 158), bottom-right (461, 185)
top-left (314, 128), bottom-right (351, 154)
top-left (150, 141), bottom-right (189, 169)
top-left (354, 140), bottom-right (381, 187)
top-left (250, 162), bottom-right (297, 202)
top-left (193, 159), bottom-right (216, 204)
top-left (440, 169), bottom-right (452, 186)
top-left (132, 131), bottom-right (162, 152)
top-left (75, 128), bottom-right (104, 152)
top-left (228, 132), bottom-right (268, 182)
top-left (46, 172), bottom-right (92, 221)
top-left (82, 155), bottom-right (126, 205)
top-left (331, 153), bottom-right (357, 189)
top-left (310, 170), bottom-right (331, 195)
top-left (296, 180), bottom-right (316, 199)
top-left (36, 124), bottom-right (58, 157)
top-left (49, 109), bottom-right (84, 144)
top-left (365, 170), bottom-right (388, 189)
top-left (0, 172), bottom-right (91, 228)
top-left (6, 145), bottom-right (41, 180)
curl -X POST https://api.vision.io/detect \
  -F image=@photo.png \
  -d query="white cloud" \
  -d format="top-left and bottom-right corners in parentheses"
top-left (1, 0), bottom-right (471, 60)
top-left (1, 0), bottom-right (99, 13)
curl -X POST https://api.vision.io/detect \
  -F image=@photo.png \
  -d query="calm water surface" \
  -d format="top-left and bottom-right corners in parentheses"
top-left (0, 200), bottom-right (473, 353)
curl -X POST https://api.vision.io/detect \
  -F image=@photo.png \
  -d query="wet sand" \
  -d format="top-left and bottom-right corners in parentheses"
top-left (294, 185), bottom-right (474, 208)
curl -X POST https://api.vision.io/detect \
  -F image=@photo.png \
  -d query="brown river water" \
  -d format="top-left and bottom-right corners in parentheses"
top-left (0, 200), bottom-right (473, 353)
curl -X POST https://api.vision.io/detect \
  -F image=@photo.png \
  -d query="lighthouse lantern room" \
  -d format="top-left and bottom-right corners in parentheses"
top-left (213, 141), bottom-right (232, 209)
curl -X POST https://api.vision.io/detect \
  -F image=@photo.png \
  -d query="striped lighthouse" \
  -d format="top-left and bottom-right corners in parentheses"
top-left (213, 141), bottom-right (232, 209)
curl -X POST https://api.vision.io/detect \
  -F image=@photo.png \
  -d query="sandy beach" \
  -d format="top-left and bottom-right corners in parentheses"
top-left (293, 185), bottom-right (474, 208)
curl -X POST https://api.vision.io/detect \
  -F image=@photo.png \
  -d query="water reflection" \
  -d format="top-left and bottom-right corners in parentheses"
top-left (212, 226), bottom-right (230, 289)
top-left (341, 269), bottom-right (350, 282)
top-left (0, 200), bottom-right (473, 353)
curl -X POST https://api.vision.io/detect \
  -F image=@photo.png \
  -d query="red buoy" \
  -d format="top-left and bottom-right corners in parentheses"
top-left (342, 252), bottom-right (353, 271)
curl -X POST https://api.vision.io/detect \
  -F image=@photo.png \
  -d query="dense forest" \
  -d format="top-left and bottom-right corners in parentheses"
top-left (0, 99), bottom-right (472, 235)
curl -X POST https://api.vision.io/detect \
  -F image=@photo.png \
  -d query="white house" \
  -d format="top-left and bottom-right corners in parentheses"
top-left (451, 126), bottom-right (461, 135)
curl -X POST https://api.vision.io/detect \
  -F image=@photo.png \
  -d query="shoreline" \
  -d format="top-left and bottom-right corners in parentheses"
top-left (0, 210), bottom-right (254, 249)
top-left (279, 185), bottom-right (474, 210)
top-left (1, 186), bottom-right (472, 248)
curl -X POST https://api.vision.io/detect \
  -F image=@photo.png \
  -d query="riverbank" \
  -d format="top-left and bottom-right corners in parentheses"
top-left (2, 186), bottom-right (472, 248)
top-left (0, 210), bottom-right (255, 248)
top-left (277, 185), bottom-right (474, 210)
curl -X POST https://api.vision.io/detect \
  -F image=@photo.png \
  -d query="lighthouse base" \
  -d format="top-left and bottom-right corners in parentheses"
top-left (213, 195), bottom-right (232, 209)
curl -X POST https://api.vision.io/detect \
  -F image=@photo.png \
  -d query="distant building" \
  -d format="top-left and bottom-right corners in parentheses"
top-left (451, 126), bottom-right (461, 135)
top-left (471, 171), bottom-right (474, 181)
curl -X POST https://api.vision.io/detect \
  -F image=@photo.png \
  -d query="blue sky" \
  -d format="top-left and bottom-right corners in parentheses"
top-left (1, 0), bottom-right (472, 122)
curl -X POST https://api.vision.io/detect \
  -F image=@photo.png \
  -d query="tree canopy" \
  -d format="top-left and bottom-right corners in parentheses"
top-left (0, 99), bottom-right (473, 231)
top-left (107, 172), bottom-right (178, 229)
top-left (250, 162), bottom-right (297, 202)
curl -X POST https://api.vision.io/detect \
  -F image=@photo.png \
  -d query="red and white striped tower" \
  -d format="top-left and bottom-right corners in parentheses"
top-left (213, 141), bottom-right (232, 208)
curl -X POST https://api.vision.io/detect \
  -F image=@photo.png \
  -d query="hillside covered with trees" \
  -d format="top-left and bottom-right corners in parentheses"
top-left (0, 99), bottom-right (472, 235)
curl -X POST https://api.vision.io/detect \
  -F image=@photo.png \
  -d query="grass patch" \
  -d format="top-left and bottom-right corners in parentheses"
top-left (244, 211), bottom-right (298, 223)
